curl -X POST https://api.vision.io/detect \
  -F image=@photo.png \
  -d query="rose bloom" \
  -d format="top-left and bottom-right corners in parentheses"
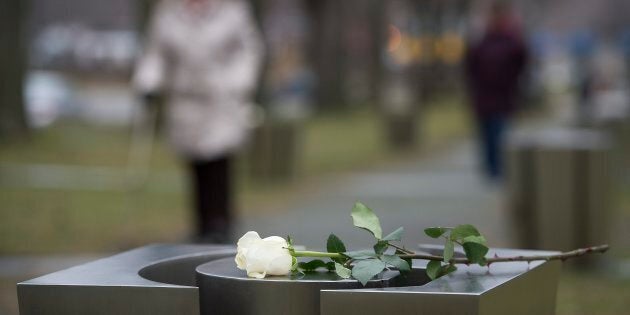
top-left (235, 231), bottom-right (293, 278)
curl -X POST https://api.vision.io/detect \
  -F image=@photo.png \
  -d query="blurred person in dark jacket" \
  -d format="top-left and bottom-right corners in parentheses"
top-left (465, 2), bottom-right (528, 181)
top-left (133, 0), bottom-right (263, 242)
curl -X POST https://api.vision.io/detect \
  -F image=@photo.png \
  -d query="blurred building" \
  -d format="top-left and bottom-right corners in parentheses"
top-left (28, 0), bottom-right (138, 74)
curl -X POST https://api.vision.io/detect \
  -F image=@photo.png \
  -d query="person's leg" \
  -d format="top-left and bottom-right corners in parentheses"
top-left (477, 117), bottom-right (492, 179)
top-left (189, 156), bottom-right (232, 242)
top-left (485, 116), bottom-right (506, 180)
top-left (189, 160), bottom-right (207, 237)
top-left (207, 156), bottom-right (231, 239)
top-left (477, 116), bottom-right (505, 180)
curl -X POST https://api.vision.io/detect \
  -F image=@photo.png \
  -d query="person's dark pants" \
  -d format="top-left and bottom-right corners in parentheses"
top-left (477, 116), bottom-right (507, 180)
top-left (189, 156), bottom-right (232, 242)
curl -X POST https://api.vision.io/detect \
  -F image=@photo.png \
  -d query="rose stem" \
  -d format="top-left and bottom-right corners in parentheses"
top-left (293, 251), bottom-right (344, 258)
top-left (292, 245), bottom-right (609, 265)
top-left (399, 244), bottom-right (609, 264)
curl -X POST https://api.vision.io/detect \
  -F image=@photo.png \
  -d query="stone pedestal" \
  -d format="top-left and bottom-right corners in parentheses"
top-left (507, 128), bottom-right (612, 257)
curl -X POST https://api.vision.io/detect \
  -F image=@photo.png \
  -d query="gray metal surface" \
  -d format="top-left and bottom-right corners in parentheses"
top-left (507, 128), bottom-right (612, 256)
top-left (17, 244), bottom-right (235, 315)
top-left (196, 258), bottom-right (426, 315)
top-left (18, 244), bottom-right (562, 315)
top-left (321, 247), bottom-right (562, 315)
top-left (197, 247), bottom-right (560, 315)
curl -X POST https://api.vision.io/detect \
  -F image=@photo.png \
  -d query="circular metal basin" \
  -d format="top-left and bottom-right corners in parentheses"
top-left (196, 257), bottom-right (426, 315)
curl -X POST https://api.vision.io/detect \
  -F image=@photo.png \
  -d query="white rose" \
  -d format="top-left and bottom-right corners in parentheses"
top-left (235, 231), bottom-right (293, 278)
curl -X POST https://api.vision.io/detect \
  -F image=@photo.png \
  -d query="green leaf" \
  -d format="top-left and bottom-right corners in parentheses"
top-left (351, 202), bottom-right (383, 239)
top-left (441, 264), bottom-right (457, 276)
top-left (450, 224), bottom-right (481, 241)
top-left (381, 255), bottom-right (411, 272)
top-left (382, 227), bottom-right (404, 241)
top-left (327, 234), bottom-right (347, 253)
top-left (291, 256), bottom-right (298, 271)
top-left (334, 263), bottom-right (352, 279)
top-left (327, 234), bottom-right (348, 264)
top-left (344, 250), bottom-right (377, 259)
top-left (426, 260), bottom-right (442, 280)
top-left (395, 249), bottom-right (412, 269)
top-left (352, 259), bottom-right (386, 286)
top-left (325, 261), bottom-right (336, 271)
top-left (424, 227), bottom-right (448, 238)
top-left (443, 240), bottom-right (454, 262)
top-left (462, 235), bottom-right (487, 245)
top-left (298, 259), bottom-right (329, 271)
top-left (373, 241), bottom-right (389, 255)
top-left (462, 242), bottom-right (489, 265)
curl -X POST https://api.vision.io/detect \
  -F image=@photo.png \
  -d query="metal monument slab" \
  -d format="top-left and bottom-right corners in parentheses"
top-left (17, 244), bottom-right (561, 315)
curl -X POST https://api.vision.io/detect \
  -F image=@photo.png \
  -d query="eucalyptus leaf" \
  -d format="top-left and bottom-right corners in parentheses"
top-left (335, 263), bottom-right (352, 279)
top-left (426, 260), bottom-right (442, 280)
top-left (381, 255), bottom-right (411, 272)
top-left (351, 202), bottom-right (383, 239)
top-left (462, 242), bottom-right (489, 265)
top-left (352, 259), bottom-right (386, 286)
top-left (450, 224), bottom-right (481, 241)
top-left (424, 227), bottom-right (448, 239)
top-left (443, 240), bottom-right (455, 262)
top-left (382, 227), bottom-right (404, 241)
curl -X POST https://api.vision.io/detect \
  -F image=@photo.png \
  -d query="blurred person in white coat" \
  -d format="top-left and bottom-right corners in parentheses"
top-left (134, 0), bottom-right (263, 242)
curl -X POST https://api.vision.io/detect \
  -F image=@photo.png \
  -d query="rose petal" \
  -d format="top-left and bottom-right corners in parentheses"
top-left (236, 232), bottom-right (293, 279)
top-left (235, 231), bottom-right (261, 269)
top-left (247, 270), bottom-right (266, 279)
top-left (238, 231), bottom-right (261, 249)
top-left (265, 253), bottom-right (293, 276)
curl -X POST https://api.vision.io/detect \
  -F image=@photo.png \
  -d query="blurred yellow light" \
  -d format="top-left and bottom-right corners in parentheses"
top-left (434, 32), bottom-right (465, 65)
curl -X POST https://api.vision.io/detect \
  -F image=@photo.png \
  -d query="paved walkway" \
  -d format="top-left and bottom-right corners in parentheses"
top-left (236, 141), bottom-right (514, 250)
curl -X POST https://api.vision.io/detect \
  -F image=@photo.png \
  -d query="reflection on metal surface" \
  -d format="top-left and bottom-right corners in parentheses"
top-left (17, 244), bottom-right (561, 315)
top-left (17, 244), bottom-right (235, 315)
top-left (196, 257), bottom-right (429, 315)
top-left (321, 247), bottom-right (562, 315)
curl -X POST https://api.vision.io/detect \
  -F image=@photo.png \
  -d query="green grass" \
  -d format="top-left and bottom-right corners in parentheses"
top-left (301, 98), bottom-right (471, 176)
top-left (0, 97), bottom-right (471, 254)
top-left (0, 188), bottom-right (189, 253)
top-left (557, 271), bottom-right (630, 315)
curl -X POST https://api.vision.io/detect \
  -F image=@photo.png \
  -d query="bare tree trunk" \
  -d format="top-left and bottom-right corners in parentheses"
top-left (137, 0), bottom-right (156, 34)
top-left (247, 0), bottom-right (270, 107)
top-left (305, 0), bottom-right (346, 110)
top-left (0, 0), bottom-right (29, 140)
top-left (367, 0), bottom-right (385, 105)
